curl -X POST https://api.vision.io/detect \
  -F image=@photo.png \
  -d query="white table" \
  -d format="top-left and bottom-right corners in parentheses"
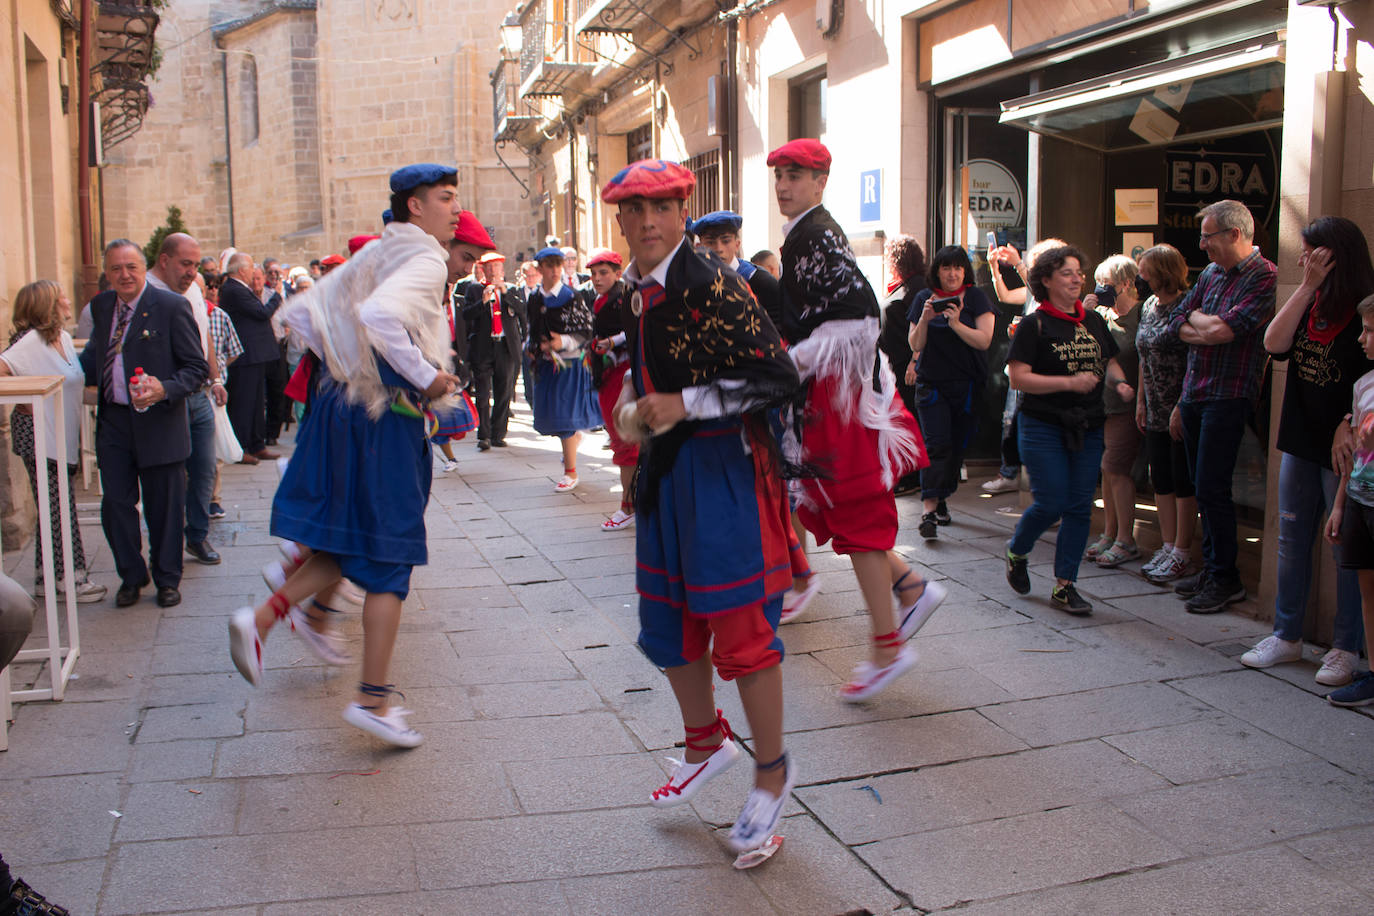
top-left (0, 375), bottom-right (79, 751)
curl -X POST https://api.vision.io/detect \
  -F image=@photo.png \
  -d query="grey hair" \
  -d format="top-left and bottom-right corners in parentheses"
top-left (226, 252), bottom-right (254, 275)
top-left (103, 238), bottom-right (145, 263)
top-left (1199, 200), bottom-right (1254, 240)
top-left (1095, 254), bottom-right (1138, 287)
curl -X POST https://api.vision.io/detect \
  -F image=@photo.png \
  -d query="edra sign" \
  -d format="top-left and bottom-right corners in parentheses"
top-left (966, 159), bottom-right (1023, 230)
top-left (1168, 159), bottom-right (1268, 197)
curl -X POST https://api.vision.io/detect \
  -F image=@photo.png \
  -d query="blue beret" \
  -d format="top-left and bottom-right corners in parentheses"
top-left (693, 210), bottom-right (743, 235)
top-left (388, 163), bottom-right (457, 193)
top-left (534, 246), bottom-right (565, 262)
top-left (381, 209), bottom-right (394, 225)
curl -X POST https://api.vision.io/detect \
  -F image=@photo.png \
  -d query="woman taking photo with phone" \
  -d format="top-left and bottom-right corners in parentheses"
top-left (906, 244), bottom-right (996, 538)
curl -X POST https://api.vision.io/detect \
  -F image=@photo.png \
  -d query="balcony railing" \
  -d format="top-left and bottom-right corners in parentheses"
top-left (518, 0), bottom-right (593, 97)
top-left (491, 57), bottom-right (538, 142)
top-left (94, 0), bottom-right (159, 148)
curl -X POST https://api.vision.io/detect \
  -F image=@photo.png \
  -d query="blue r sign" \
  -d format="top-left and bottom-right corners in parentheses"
top-left (859, 169), bottom-right (881, 223)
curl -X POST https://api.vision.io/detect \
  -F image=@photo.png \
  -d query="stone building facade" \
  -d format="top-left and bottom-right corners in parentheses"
top-left (102, 0), bottom-right (528, 267)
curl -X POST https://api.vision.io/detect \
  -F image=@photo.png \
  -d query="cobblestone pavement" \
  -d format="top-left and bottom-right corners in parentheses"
top-left (4, 401), bottom-right (1374, 915)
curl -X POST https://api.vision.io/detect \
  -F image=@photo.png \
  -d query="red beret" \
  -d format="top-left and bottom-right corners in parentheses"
top-left (452, 211), bottom-right (496, 250)
top-left (766, 138), bottom-right (832, 173)
top-left (585, 247), bottom-right (623, 268)
top-left (347, 234), bottom-right (379, 255)
top-left (319, 254), bottom-right (347, 266)
top-left (600, 159), bottom-right (696, 203)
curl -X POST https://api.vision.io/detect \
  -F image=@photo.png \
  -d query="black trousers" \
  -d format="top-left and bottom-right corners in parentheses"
top-left (264, 349), bottom-right (290, 441)
top-left (97, 406), bottom-right (186, 589)
top-left (473, 344), bottom-right (516, 442)
top-left (226, 360), bottom-right (268, 454)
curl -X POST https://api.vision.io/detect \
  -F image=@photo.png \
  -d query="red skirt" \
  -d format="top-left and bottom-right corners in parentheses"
top-left (597, 362), bottom-right (640, 468)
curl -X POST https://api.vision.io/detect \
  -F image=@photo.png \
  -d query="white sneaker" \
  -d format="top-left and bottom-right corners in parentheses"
top-left (441, 458), bottom-right (459, 473)
top-left (649, 738), bottom-right (741, 808)
top-left (35, 575), bottom-right (107, 604)
top-left (342, 702), bottom-right (424, 748)
top-left (228, 607), bottom-right (263, 686)
top-left (1140, 547), bottom-right (1171, 577)
top-left (1144, 551), bottom-right (1190, 584)
top-left (555, 474), bottom-right (579, 493)
top-left (840, 644), bottom-right (919, 703)
top-left (601, 508), bottom-right (635, 532)
top-left (981, 476), bottom-right (1019, 494)
top-left (288, 605), bottom-right (351, 665)
top-left (1240, 635), bottom-right (1302, 669)
top-left (337, 580), bottom-right (366, 608)
top-left (1316, 648), bottom-right (1359, 686)
top-left (780, 574), bottom-right (822, 625)
top-left (728, 755), bottom-right (797, 853)
top-left (897, 579), bottom-right (947, 641)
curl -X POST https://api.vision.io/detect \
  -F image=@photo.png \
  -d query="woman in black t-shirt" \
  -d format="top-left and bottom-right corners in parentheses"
top-left (906, 245), bottom-right (996, 538)
top-left (1003, 246), bottom-right (1134, 615)
top-left (1241, 216), bottom-right (1374, 683)
top-left (880, 235), bottom-right (927, 497)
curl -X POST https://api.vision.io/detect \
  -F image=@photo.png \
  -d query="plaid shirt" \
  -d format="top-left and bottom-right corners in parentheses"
top-left (1164, 248), bottom-right (1276, 403)
top-left (207, 306), bottom-right (244, 384)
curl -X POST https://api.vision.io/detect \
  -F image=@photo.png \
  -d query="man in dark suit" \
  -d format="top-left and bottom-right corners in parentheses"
top-left (81, 239), bottom-right (208, 607)
top-left (462, 254), bottom-right (526, 449)
top-left (218, 252), bottom-right (280, 464)
top-left (693, 210), bottom-right (786, 335)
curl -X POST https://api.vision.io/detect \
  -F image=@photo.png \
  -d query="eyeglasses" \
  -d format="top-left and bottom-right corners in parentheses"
top-left (1199, 229), bottom-right (1232, 242)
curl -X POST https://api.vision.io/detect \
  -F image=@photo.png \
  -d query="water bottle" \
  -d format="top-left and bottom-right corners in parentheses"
top-left (131, 367), bottom-right (150, 413)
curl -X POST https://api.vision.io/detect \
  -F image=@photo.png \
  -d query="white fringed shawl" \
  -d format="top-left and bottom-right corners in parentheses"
top-left (788, 316), bottom-right (923, 490)
top-left (278, 222), bottom-right (453, 419)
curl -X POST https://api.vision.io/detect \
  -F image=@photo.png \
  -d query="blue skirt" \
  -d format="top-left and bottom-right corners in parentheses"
top-left (636, 421), bottom-right (794, 619)
top-left (271, 358), bottom-right (432, 589)
top-left (430, 390), bottom-right (477, 443)
top-left (532, 358), bottom-right (600, 438)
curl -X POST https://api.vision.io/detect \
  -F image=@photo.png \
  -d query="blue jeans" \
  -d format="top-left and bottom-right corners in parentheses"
top-left (185, 391), bottom-right (216, 544)
top-left (1179, 399), bottom-right (1248, 587)
top-left (1010, 414), bottom-right (1105, 582)
top-left (1274, 452), bottom-right (1365, 652)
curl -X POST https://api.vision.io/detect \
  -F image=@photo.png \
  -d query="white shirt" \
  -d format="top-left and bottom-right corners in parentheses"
top-left (781, 204), bottom-right (822, 239)
top-left (146, 271), bottom-right (210, 357)
top-left (1, 330), bottom-right (84, 461)
top-left (622, 237), bottom-right (746, 419)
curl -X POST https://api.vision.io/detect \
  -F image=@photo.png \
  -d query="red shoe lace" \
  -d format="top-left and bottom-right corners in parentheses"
top-left (651, 709), bottom-right (733, 801)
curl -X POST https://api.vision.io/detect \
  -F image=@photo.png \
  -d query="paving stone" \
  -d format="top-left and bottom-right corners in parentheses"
top-left (0, 774), bottom-right (120, 863)
top-left (979, 681), bottom-right (1214, 746)
top-left (560, 864), bottom-right (773, 914)
top-left (238, 760), bottom-right (518, 833)
top-left (1105, 593), bottom-right (1272, 644)
top-left (137, 701), bottom-right (245, 743)
top-left (741, 812), bottom-right (904, 914)
top-left (1287, 824), bottom-right (1374, 900)
top-left (780, 665), bottom-right (1015, 733)
top-left (468, 679), bottom-right (607, 719)
top-left (505, 752), bottom-right (665, 813)
top-left (782, 709), bottom-right (1027, 783)
top-left (9, 857), bottom-right (105, 916)
top-left (409, 807), bottom-right (722, 889)
top-left (431, 649), bottom-right (581, 685)
top-left (1103, 714), bottom-right (1321, 783)
top-left (1171, 670), bottom-right (1374, 777)
top-left (798, 739), bottom-right (1168, 844)
top-left (261, 882), bottom-right (572, 915)
top-left (1113, 759), bottom-right (1374, 855)
top-left (858, 801), bottom-right (1182, 910)
top-left (954, 844), bottom-right (1374, 915)
top-left (100, 827), bottom-right (417, 914)
top-left (128, 739), bottom-right (218, 782)
top-left (115, 779), bottom-right (240, 841)
top-left (445, 625), bottom-right (557, 657)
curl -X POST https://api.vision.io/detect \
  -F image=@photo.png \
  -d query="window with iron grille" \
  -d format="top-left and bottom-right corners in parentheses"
top-left (626, 123), bottom-right (652, 163)
top-left (684, 149), bottom-right (719, 218)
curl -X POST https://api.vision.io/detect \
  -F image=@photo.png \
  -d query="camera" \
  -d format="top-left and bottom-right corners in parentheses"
top-left (930, 295), bottom-right (959, 313)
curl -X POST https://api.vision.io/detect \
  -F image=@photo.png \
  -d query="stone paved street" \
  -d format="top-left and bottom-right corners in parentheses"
top-left (4, 401), bottom-right (1374, 914)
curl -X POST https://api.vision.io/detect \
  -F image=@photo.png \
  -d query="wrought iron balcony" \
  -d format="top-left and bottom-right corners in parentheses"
top-left (518, 0), bottom-right (593, 98)
top-left (94, 0), bottom-right (159, 148)
top-left (491, 57), bottom-right (538, 142)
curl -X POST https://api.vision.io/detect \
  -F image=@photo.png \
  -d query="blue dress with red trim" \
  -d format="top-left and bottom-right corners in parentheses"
top-left (529, 285), bottom-right (601, 438)
top-left (270, 354), bottom-right (432, 597)
top-left (631, 281), bottom-right (795, 626)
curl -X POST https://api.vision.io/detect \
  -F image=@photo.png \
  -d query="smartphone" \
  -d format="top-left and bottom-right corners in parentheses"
top-left (930, 295), bottom-right (960, 313)
top-left (1093, 283), bottom-right (1116, 308)
top-left (986, 231), bottom-right (998, 251)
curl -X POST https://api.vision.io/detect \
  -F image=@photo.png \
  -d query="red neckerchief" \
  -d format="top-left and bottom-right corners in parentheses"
top-left (939, 284), bottom-right (972, 297)
top-left (886, 278), bottom-right (905, 295)
top-left (1038, 299), bottom-right (1085, 324)
top-left (1306, 292), bottom-right (1354, 345)
top-left (593, 292), bottom-right (609, 313)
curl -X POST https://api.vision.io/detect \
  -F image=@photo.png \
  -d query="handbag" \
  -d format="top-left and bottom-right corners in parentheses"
top-left (213, 400), bottom-right (244, 464)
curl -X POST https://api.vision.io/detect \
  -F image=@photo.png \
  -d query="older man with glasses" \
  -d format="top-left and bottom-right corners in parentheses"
top-left (1162, 199), bottom-right (1277, 614)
